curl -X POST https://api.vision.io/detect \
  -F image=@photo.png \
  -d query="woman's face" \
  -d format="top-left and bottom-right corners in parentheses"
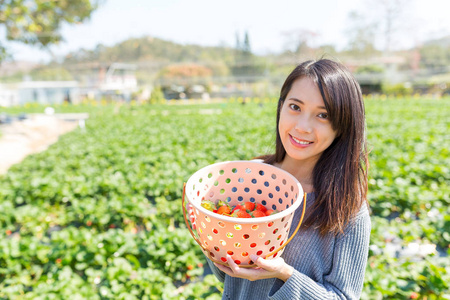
top-left (278, 76), bottom-right (337, 166)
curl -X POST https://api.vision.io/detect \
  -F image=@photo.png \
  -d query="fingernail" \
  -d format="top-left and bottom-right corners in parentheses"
top-left (250, 254), bottom-right (258, 261)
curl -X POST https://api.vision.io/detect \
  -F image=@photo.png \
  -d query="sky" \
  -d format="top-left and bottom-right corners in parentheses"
top-left (2, 0), bottom-right (450, 63)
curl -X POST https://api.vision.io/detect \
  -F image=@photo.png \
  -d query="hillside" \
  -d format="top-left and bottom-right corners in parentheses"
top-left (61, 36), bottom-right (237, 66)
top-left (2, 34), bottom-right (450, 88)
top-left (53, 33), bottom-right (450, 79)
top-left (423, 35), bottom-right (450, 47)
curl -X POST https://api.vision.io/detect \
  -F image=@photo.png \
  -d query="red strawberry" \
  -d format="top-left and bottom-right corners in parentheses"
top-left (251, 210), bottom-right (266, 218)
top-left (265, 209), bottom-right (277, 216)
top-left (217, 205), bottom-right (231, 215)
top-left (244, 202), bottom-right (255, 211)
top-left (231, 204), bottom-right (244, 213)
top-left (232, 209), bottom-right (252, 218)
top-left (255, 203), bottom-right (267, 213)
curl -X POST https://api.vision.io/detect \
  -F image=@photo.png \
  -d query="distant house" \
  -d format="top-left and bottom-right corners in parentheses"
top-left (0, 62), bottom-right (138, 107)
top-left (68, 62), bottom-right (138, 102)
top-left (0, 81), bottom-right (80, 107)
top-left (0, 85), bottom-right (19, 107)
top-left (17, 81), bottom-right (80, 105)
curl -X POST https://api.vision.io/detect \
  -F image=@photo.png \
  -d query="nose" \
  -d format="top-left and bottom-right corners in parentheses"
top-left (294, 115), bottom-right (313, 133)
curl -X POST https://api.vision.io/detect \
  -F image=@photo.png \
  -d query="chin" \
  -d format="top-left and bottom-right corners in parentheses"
top-left (284, 147), bottom-right (321, 164)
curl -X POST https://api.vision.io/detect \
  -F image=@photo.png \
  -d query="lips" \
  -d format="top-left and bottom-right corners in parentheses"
top-left (289, 134), bottom-right (313, 146)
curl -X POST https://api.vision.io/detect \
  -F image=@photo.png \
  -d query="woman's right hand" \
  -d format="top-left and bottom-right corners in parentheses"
top-left (213, 254), bottom-right (294, 282)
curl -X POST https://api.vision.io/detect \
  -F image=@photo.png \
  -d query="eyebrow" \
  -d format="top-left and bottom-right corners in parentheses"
top-left (288, 97), bottom-right (326, 110)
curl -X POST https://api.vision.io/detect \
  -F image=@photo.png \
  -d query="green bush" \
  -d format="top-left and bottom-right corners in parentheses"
top-left (381, 82), bottom-right (413, 97)
top-left (355, 64), bottom-right (384, 74)
top-left (149, 86), bottom-right (165, 104)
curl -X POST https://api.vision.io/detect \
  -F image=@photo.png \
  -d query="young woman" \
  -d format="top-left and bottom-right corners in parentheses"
top-left (206, 59), bottom-right (371, 299)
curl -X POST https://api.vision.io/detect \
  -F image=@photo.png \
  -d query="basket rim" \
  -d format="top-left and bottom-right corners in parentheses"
top-left (185, 160), bottom-right (304, 224)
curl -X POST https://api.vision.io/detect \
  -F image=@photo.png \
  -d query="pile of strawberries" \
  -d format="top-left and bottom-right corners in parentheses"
top-left (200, 199), bottom-right (278, 218)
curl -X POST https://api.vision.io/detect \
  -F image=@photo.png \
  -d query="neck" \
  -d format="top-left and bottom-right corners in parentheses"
top-left (276, 156), bottom-right (317, 193)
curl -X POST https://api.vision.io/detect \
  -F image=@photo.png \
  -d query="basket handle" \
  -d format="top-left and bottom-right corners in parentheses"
top-left (264, 192), bottom-right (307, 259)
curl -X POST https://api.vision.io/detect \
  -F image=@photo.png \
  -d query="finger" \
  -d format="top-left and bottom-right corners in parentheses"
top-left (224, 256), bottom-right (262, 280)
top-left (214, 262), bottom-right (233, 274)
top-left (250, 254), bottom-right (262, 266)
top-left (226, 255), bottom-right (240, 273)
top-left (250, 255), bottom-right (279, 271)
top-left (213, 262), bottom-right (223, 270)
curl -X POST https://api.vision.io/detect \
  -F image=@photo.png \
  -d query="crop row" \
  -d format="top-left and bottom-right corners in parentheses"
top-left (0, 98), bottom-right (449, 299)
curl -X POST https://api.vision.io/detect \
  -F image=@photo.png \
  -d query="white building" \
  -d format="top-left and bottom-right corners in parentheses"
top-left (0, 63), bottom-right (138, 107)
top-left (69, 62), bottom-right (138, 102)
top-left (0, 85), bottom-right (19, 107)
top-left (0, 81), bottom-right (80, 107)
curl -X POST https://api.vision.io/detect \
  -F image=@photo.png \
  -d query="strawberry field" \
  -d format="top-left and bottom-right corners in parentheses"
top-left (0, 97), bottom-right (449, 299)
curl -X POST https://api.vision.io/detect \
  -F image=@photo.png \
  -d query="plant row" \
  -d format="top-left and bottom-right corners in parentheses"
top-left (0, 99), bottom-right (449, 299)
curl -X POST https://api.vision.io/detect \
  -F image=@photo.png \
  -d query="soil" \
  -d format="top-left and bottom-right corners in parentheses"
top-left (0, 114), bottom-right (84, 175)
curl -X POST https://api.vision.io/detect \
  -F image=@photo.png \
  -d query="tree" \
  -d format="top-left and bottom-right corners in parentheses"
top-left (375, 0), bottom-right (407, 52)
top-left (234, 30), bottom-right (252, 64)
top-left (242, 31), bottom-right (251, 57)
top-left (30, 66), bottom-right (74, 80)
top-left (363, 0), bottom-right (410, 53)
top-left (149, 85), bottom-right (165, 104)
top-left (0, 0), bottom-right (99, 62)
top-left (158, 64), bottom-right (213, 79)
top-left (281, 28), bottom-right (319, 58)
top-left (419, 44), bottom-right (450, 70)
top-left (232, 31), bottom-right (262, 77)
top-left (344, 11), bottom-right (378, 57)
top-left (235, 31), bottom-right (241, 51)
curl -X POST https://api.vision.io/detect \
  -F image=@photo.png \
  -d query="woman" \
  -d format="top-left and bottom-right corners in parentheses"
top-left (206, 59), bottom-right (371, 299)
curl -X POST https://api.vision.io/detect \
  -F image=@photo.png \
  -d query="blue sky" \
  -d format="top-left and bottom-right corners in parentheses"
top-left (2, 0), bottom-right (450, 63)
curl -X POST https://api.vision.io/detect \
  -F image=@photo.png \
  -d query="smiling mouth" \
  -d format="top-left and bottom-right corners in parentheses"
top-left (290, 135), bottom-right (313, 145)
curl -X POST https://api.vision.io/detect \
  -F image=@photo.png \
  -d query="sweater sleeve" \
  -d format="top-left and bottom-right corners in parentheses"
top-left (204, 254), bottom-right (226, 283)
top-left (269, 210), bottom-right (371, 300)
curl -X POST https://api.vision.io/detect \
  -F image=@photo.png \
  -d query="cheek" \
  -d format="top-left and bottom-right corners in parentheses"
top-left (278, 122), bottom-right (285, 140)
top-left (317, 123), bottom-right (336, 142)
top-left (323, 128), bottom-right (337, 145)
top-left (278, 109), bottom-right (295, 130)
top-left (278, 113), bottom-right (289, 133)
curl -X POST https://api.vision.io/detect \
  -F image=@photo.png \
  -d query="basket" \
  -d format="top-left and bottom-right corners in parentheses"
top-left (182, 160), bottom-right (306, 268)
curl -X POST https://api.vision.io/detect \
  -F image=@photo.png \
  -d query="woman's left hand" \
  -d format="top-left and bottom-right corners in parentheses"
top-left (213, 255), bottom-right (294, 282)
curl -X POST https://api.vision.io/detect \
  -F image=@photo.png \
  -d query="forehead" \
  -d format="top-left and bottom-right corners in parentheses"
top-left (286, 77), bottom-right (325, 106)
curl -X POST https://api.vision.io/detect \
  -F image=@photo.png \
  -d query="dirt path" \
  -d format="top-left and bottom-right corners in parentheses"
top-left (0, 114), bottom-right (86, 175)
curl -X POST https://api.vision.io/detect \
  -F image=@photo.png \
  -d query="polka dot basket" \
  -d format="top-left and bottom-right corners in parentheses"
top-left (182, 160), bottom-right (306, 268)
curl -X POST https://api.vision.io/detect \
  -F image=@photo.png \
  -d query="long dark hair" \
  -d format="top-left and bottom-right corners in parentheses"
top-left (260, 59), bottom-right (369, 235)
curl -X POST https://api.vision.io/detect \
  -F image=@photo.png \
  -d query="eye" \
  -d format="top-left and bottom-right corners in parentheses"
top-left (289, 103), bottom-right (301, 111)
top-left (318, 112), bottom-right (329, 119)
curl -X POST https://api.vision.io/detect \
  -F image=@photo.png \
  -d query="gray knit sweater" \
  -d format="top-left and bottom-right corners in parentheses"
top-left (205, 192), bottom-right (371, 300)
